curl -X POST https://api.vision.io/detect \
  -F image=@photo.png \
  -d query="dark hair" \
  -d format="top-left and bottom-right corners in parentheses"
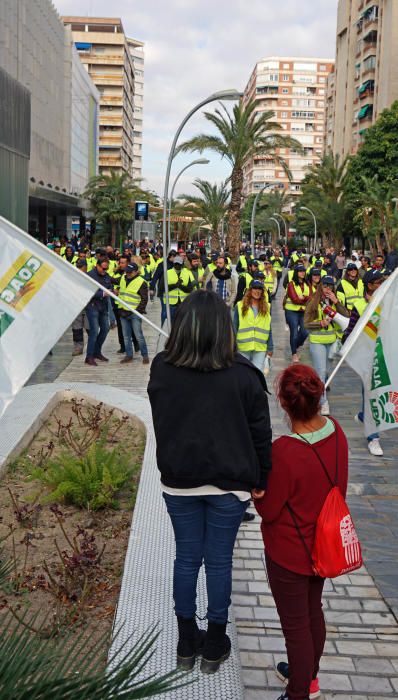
top-left (292, 268), bottom-right (306, 285)
top-left (164, 290), bottom-right (236, 371)
top-left (276, 364), bottom-right (323, 422)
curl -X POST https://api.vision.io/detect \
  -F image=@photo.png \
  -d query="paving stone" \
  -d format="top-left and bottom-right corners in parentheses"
top-left (232, 580), bottom-right (249, 593)
top-left (328, 598), bottom-right (362, 611)
top-left (253, 607), bottom-right (280, 621)
top-left (348, 586), bottom-right (382, 598)
top-left (234, 606), bottom-right (254, 620)
top-left (237, 634), bottom-right (260, 651)
top-left (258, 595), bottom-right (277, 606)
top-left (374, 642), bottom-right (398, 657)
top-left (244, 559), bottom-right (266, 570)
top-left (247, 582), bottom-right (269, 594)
top-left (336, 641), bottom-right (376, 655)
top-left (361, 599), bottom-right (391, 612)
top-left (360, 612), bottom-right (397, 626)
top-left (239, 651), bottom-right (274, 669)
top-left (354, 657), bottom-right (396, 674)
top-left (242, 668), bottom-right (267, 688)
top-left (326, 611), bottom-right (362, 625)
top-left (232, 594), bottom-right (259, 607)
top-left (317, 672), bottom-right (353, 691)
top-left (259, 637), bottom-right (287, 653)
top-left (351, 675), bottom-right (393, 693)
top-left (320, 656), bottom-right (356, 672)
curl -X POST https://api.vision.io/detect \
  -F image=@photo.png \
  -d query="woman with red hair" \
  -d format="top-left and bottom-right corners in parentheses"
top-left (254, 364), bottom-right (349, 700)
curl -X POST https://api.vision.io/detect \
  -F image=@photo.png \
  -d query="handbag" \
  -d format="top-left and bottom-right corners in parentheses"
top-left (286, 419), bottom-right (363, 578)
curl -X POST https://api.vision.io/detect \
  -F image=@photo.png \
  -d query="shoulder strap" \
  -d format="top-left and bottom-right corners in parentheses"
top-left (296, 417), bottom-right (338, 487)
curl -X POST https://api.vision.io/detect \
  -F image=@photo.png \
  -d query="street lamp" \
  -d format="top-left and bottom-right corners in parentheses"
top-left (162, 89), bottom-right (242, 331)
top-left (299, 206), bottom-right (317, 252)
top-left (167, 158), bottom-right (210, 249)
top-left (269, 216), bottom-right (281, 241)
top-left (250, 182), bottom-right (283, 252)
top-left (273, 212), bottom-right (288, 244)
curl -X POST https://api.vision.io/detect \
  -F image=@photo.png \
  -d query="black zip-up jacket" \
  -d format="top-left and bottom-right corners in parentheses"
top-left (86, 268), bottom-right (114, 311)
top-left (148, 352), bottom-right (272, 491)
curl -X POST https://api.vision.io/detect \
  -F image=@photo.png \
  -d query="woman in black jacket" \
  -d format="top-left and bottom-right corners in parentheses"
top-left (148, 290), bottom-right (272, 674)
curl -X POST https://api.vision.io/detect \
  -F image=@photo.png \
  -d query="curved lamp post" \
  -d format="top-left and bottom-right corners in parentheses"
top-left (167, 158), bottom-right (210, 250)
top-left (162, 89), bottom-right (242, 332)
top-left (250, 182), bottom-right (283, 252)
top-left (300, 205), bottom-right (317, 252)
top-left (272, 212), bottom-right (288, 244)
top-left (269, 216), bottom-right (281, 242)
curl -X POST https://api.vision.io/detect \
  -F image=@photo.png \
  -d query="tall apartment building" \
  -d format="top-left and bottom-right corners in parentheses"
top-left (127, 37), bottom-right (144, 181)
top-left (0, 0), bottom-right (99, 238)
top-left (63, 16), bottom-right (135, 176)
top-left (329, 0), bottom-right (398, 158)
top-left (243, 57), bottom-right (334, 198)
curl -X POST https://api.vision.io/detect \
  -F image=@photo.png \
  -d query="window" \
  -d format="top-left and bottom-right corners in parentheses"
top-left (282, 74), bottom-right (289, 81)
top-left (294, 62), bottom-right (316, 71)
top-left (291, 110), bottom-right (315, 118)
top-left (283, 63), bottom-right (290, 69)
top-left (291, 122), bottom-right (305, 132)
top-left (281, 100), bottom-right (288, 106)
top-left (281, 111), bottom-right (288, 118)
top-left (319, 88), bottom-right (325, 95)
top-left (320, 64), bottom-right (327, 71)
top-left (363, 55), bottom-right (376, 71)
top-left (282, 88), bottom-right (289, 94)
top-left (319, 77), bottom-right (326, 83)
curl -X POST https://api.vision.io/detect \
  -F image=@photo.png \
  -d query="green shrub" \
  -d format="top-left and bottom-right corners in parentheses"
top-left (30, 443), bottom-right (134, 510)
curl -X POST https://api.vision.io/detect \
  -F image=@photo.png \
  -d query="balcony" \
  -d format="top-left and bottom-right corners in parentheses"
top-left (357, 103), bottom-right (373, 122)
top-left (358, 79), bottom-right (375, 100)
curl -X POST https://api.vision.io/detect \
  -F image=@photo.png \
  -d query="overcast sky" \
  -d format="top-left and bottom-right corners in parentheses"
top-left (55, 0), bottom-right (338, 197)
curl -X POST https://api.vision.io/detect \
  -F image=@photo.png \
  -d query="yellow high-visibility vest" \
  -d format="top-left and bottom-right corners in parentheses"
top-left (309, 305), bottom-right (338, 345)
top-left (340, 279), bottom-right (365, 310)
top-left (164, 268), bottom-right (194, 305)
top-left (284, 281), bottom-right (310, 312)
top-left (236, 302), bottom-right (271, 352)
top-left (117, 275), bottom-right (145, 310)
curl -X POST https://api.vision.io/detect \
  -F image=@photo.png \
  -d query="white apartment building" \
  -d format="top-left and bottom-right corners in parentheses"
top-left (243, 57), bottom-right (334, 198)
top-left (127, 37), bottom-right (144, 181)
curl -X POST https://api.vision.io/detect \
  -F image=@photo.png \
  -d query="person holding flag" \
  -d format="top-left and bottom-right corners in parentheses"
top-left (342, 269), bottom-right (385, 456)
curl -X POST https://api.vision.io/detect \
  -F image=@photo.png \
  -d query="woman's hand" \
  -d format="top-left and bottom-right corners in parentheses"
top-left (251, 489), bottom-right (266, 499)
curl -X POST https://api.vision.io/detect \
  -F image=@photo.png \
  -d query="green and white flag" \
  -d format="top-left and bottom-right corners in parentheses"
top-left (365, 272), bottom-right (398, 434)
top-left (329, 267), bottom-right (398, 435)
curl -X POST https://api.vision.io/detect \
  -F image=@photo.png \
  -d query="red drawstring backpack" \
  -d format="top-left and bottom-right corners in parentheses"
top-left (287, 419), bottom-right (363, 578)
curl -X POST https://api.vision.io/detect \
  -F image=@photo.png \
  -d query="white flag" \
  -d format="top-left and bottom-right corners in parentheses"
top-left (337, 268), bottom-right (398, 435)
top-left (0, 216), bottom-right (98, 418)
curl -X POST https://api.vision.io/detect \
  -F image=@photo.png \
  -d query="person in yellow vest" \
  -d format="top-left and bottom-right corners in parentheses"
top-left (304, 276), bottom-right (350, 415)
top-left (307, 267), bottom-right (322, 296)
top-left (284, 263), bottom-right (310, 363)
top-left (117, 262), bottom-right (149, 365)
top-left (63, 245), bottom-right (78, 264)
top-left (342, 269), bottom-right (385, 456)
top-left (186, 253), bottom-right (205, 290)
top-left (336, 263), bottom-right (365, 311)
top-left (165, 255), bottom-right (195, 322)
top-left (141, 251), bottom-right (156, 283)
top-left (234, 279), bottom-right (271, 372)
top-left (270, 249), bottom-right (284, 291)
top-left (263, 259), bottom-right (278, 300)
top-left (236, 260), bottom-right (267, 304)
top-left (236, 249), bottom-right (253, 274)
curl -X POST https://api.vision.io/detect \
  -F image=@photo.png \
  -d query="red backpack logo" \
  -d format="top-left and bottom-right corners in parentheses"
top-left (288, 420), bottom-right (363, 578)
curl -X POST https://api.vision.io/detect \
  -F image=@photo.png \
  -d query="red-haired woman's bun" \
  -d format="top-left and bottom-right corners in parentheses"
top-left (276, 364), bottom-right (324, 422)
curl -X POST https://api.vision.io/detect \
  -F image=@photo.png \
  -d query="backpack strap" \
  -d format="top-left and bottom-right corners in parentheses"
top-left (285, 502), bottom-right (316, 573)
top-left (296, 417), bottom-right (338, 488)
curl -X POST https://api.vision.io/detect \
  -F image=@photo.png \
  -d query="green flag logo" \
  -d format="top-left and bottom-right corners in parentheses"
top-left (0, 309), bottom-right (15, 337)
top-left (371, 337), bottom-right (391, 390)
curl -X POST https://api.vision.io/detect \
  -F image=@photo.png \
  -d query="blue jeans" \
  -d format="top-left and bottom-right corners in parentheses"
top-left (86, 304), bottom-right (109, 358)
top-left (108, 297), bottom-right (116, 325)
top-left (240, 350), bottom-right (267, 372)
top-left (163, 493), bottom-right (249, 624)
top-left (285, 309), bottom-right (308, 355)
top-left (309, 342), bottom-right (332, 406)
top-left (160, 297), bottom-right (167, 326)
top-left (358, 386), bottom-right (379, 442)
top-left (121, 314), bottom-right (148, 358)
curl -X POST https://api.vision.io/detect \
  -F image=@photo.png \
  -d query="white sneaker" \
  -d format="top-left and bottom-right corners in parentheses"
top-left (368, 438), bottom-right (383, 456)
top-left (320, 401), bottom-right (330, 416)
top-left (291, 354), bottom-right (299, 363)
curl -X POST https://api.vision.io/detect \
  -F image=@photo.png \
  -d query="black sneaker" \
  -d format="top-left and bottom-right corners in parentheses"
top-left (276, 661), bottom-right (321, 699)
top-left (242, 512), bottom-right (255, 523)
top-left (276, 693), bottom-right (289, 700)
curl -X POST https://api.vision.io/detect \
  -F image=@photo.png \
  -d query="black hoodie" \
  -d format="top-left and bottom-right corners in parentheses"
top-left (148, 352), bottom-right (272, 491)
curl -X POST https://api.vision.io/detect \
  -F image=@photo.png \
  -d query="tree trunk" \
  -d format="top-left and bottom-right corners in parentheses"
top-left (111, 221), bottom-right (117, 248)
top-left (211, 226), bottom-right (220, 251)
top-left (226, 166), bottom-right (243, 260)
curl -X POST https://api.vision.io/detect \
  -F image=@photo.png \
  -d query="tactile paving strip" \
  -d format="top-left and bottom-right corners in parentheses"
top-left (0, 383), bottom-right (245, 699)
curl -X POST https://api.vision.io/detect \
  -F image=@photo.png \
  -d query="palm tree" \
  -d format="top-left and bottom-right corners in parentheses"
top-left (177, 100), bottom-right (301, 258)
top-left (178, 179), bottom-right (230, 250)
top-left (298, 151), bottom-right (350, 248)
top-left (0, 548), bottom-right (188, 699)
top-left (355, 175), bottom-right (398, 253)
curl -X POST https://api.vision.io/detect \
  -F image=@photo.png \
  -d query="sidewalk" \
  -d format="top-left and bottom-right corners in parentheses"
top-left (26, 291), bottom-right (398, 699)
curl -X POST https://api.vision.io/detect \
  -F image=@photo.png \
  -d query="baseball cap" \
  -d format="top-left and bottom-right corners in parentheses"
top-left (173, 256), bottom-right (184, 265)
top-left (346, 262), bottom-right (358, 271)
top-left (126, 263), bottom-right (139, 272)
top-left (322, 275), bottom-right (335, 286)
top-left (190, 253), bottom-right (199, 260)
top-left (363, 269), bottom-right (384, 285)
top-left (76, 258), bottom-right (87, 269)
top-left (314, 260), bottom-right (323, 267)
top-left (211, 252), bottom-right (219, 261)
top-left (250, 279), bottom-right (264, 290)
top-left (250, 259), bottom-right (260, 267)
top-left (309, 267), bottom-right (321, 276)
top-left (295, 263), bottom-right (306, 272)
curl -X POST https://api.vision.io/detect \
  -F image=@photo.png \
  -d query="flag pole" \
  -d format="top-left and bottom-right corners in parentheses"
top-left (325, 268), bottom-right (398, 389)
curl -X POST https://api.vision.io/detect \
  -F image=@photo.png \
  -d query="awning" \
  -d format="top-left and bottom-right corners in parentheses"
top-left (358, 80), bottom-right (374, 94)
top-left (359, 129), bottom-right (368, 135)
top-left (358, 104), bottom-right (372, 119)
